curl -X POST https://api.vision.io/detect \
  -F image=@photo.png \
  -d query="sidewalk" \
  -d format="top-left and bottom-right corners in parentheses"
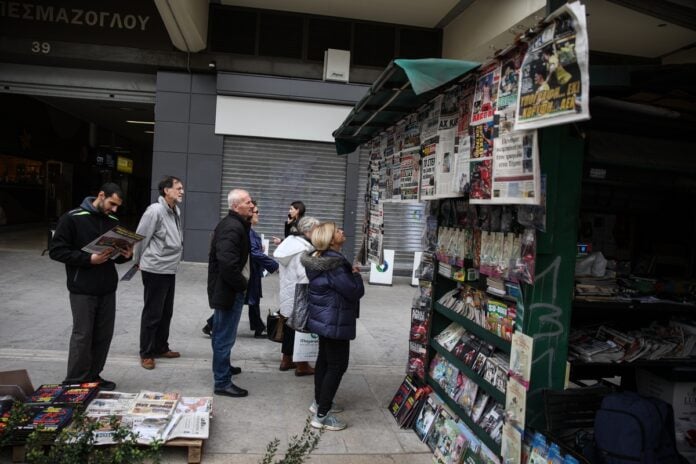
top-left (0, 230), bottom-right (431, 463)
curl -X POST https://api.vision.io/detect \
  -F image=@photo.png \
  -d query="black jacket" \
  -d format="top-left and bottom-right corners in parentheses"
top-left (207, 210), bottom-right (251, 309)
top-left (49, 197), bottom-right (130, 296)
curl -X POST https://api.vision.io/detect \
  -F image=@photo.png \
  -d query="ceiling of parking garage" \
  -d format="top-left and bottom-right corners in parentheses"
top-left (34, 96), bottom-right (154, 148)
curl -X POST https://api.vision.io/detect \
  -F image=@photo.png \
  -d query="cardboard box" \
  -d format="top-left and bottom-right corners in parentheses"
top-left (0, 369), bottom-right (34, 402)
top-left (636, 369), bottom-right (696, 419)
top-left (636, 368), bottom-right (696, 455)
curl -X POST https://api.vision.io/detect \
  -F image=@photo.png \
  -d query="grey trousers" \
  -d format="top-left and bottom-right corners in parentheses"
top-left (65, 292), bottom-right (116, 383)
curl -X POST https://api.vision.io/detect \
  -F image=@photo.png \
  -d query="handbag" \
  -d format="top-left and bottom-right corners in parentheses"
top-left (266, 311), bottom-right (286, 343)
top-left (287, 283), bottom-right (310, 332)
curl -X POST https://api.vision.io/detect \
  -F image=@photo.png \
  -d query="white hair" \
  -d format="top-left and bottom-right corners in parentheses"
top-left (297, 216), bottom-right (320, 233)
top-left (227, 189), bottom-right (249, 209)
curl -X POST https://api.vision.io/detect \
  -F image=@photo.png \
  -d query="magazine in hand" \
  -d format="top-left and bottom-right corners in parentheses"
top-left (81, 225), bottom-right (144, 259)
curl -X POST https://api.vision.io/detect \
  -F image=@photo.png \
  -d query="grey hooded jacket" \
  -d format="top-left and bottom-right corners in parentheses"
top-left (134, 196), bottom-right (183, 274)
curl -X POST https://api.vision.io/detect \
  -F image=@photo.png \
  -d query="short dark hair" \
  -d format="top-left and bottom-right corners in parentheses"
top-left (291, 201), bottom-right (305, 218)
top-left (100, 182), bottom-right (123, 199)
top-left (158, 176), bottom-right (181, 197)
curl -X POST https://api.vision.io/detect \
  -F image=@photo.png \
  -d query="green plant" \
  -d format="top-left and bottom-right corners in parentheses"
top-left (24, 412), bottom-right (162, 464)
top-left (259, 416), bottom-right (323, 464)
top-left (0, 401), bottom-right (32, 448)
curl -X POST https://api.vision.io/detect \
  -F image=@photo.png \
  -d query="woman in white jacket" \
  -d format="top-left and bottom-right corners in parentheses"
top-left (273, 216), bottom-right (320, 375)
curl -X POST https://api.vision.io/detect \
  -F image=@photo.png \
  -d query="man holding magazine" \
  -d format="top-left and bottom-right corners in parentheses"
top-left (49, 182), bottom-right (133, 391)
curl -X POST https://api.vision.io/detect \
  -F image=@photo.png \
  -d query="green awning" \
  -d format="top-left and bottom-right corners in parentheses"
top-left (332, 58), bottom-right (480, 155)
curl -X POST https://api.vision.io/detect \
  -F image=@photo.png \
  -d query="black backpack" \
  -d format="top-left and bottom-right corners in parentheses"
top-left (588, 391), bottom-right (686, 463)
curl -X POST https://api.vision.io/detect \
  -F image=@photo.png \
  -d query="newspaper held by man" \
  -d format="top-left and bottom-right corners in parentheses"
top-left (81, 225), bottom-right (144, 259)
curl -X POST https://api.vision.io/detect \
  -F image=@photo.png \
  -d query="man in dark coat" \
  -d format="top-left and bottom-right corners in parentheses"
top-left (49, 183), bottom-right (133, 391)
top-left (207, 188), bottom-right (254, 397)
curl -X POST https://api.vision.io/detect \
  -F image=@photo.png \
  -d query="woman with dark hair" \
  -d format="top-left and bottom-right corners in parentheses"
top-left (285, 201), bottom-right (305, 237)
top-left (301, 222), bottom-right (364, 431)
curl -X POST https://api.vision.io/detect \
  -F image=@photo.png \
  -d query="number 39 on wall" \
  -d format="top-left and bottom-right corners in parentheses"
top-left (31, 41), bottom-right (51, 54)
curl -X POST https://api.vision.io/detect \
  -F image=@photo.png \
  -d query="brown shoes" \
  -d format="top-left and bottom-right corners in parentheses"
top-left (295, 362), bottom-right (315, 377)
top-left (157, 351), bottom-right (181, 358)
top-left (279, 354), bottom-right (297, 371)
top-left (141, 358), bottom-right (155, 370)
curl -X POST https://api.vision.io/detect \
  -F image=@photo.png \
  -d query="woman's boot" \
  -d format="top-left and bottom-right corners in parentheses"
top-left (295, 362), bottom-right (315, 376)
top-left (279, 354), bottom-right (297, 371)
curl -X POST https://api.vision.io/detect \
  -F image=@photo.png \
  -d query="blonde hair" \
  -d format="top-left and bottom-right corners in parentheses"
top-left (310, 222), bottom-right (336, 255)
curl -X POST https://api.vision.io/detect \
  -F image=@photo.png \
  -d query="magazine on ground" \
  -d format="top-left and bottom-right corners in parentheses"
top-left (81, 225), bottom-right (144, 259)
top-left (388, 375), bottom-right (417, 419)
top-left (413, 392), bottom-right (443, 441)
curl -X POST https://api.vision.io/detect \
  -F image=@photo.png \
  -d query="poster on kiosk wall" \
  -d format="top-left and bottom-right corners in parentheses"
top-left (514, 1), bottom-right (590, 130)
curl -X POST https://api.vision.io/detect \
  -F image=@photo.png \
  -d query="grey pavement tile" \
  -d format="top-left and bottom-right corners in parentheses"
top-left (0, 233), bottom-right (424, 464)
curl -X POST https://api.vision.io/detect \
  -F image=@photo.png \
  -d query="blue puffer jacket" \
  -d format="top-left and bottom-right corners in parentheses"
top-left (301, 250), bottom-right (364, 340)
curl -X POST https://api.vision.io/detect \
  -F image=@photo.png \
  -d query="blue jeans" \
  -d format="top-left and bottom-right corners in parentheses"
top-left (211, 293), bottom-right (244, 389)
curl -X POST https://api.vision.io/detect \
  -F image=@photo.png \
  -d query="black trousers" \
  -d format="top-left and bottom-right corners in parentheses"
top-left (248, 303), bottom-right (265, 332)
top-left (66, 292), bottom-right (116, 383)
top-left (281, 322), bottom-right (296, 356)
top-left (139, 271), bottom-right (175, 358)
top-left (314, 336), bottom-right (350, 416)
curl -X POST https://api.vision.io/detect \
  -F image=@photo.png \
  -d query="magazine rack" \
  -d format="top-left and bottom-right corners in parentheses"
top-left (419, 123), bottom-right (585, 460)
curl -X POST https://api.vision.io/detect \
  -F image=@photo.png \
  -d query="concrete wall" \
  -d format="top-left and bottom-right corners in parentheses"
top-left (442, 0), bottom-right (545, 62)
top-left (153, 71), bottom-right (222, 262)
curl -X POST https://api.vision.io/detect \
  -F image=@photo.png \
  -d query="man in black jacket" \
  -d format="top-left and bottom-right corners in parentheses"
top-left (49, 183), bottom-right (133, 391)
top-left (208, 188), bottom-right (254, 397)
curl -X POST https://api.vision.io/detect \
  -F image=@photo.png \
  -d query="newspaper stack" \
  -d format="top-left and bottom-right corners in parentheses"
top-left (568, 321), bottom-right (696, 363)
top-left (82, 390), bottom-right (213, 445)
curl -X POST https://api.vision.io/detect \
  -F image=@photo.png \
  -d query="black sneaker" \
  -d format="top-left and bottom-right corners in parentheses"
top-left (202, 324), bottom-right (212, 336)
top-left (230, 365), bottom-right (242, 375)
top-left (95, 377), bottom-right (116, 391)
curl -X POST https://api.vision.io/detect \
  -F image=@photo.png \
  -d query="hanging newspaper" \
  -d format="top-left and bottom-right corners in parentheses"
top-left (367, 203), bottom-right (383, 264)
top-left (383, 150), bottom-right (395, 202)
top-left (452, 77), bottom-right (476, 196)
top-left (497, 47), bottom-right (525, 112)
top-left (469, 120), bottom-right (495, 201)
top-left (419, 94), bottom-right (442, 142)
top-left (470, 62), bottom-right (500, 126)
top-left (474, 109), bottom-right (540, 205)
top-left (400, 147), bottom-right (421, 202)
top-left (420, 139), bottom-right (438, 201)
top-left (515, 2), bottom-right (590, 130)
top-left (435, 86), bottom-right (462, 199)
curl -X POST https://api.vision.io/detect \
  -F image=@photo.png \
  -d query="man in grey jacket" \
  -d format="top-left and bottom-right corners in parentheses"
top-left (134, 176), bottom-right (184, 370)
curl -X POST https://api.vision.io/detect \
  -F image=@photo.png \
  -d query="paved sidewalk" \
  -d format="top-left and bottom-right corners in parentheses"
top-left (0, 228), bottom-right (430, 463)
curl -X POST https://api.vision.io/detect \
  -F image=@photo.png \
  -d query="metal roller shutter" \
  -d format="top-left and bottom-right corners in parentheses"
top-left (220, 136), bottom-right (347, 253)
top-left (354, 147), bottom-right (425, 273)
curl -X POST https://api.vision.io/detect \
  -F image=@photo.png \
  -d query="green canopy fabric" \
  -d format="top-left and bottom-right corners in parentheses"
top-left (395, 58), bottom-right (479, 95)
top-left (332, 58), bottom-right (479, 155)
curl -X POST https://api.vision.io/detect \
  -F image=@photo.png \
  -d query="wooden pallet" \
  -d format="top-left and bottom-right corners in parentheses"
top-left (166, 438), bottom-right (204, 463)
top-left (12, 439), bottom-right (204, 463)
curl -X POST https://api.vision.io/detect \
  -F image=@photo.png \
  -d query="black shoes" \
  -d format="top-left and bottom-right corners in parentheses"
top-left (95, 377), bottom-right (116, 391)
top-left (214, 382), bottom-right (248, 397)
top-left (202, 324), bottom-right (212, 336)
top-left (230, 365), bottom-right (242, 375)
top-left (63, 377), bottom-right (116, 391)
top-left (253, 329), bottom-right (266, 339)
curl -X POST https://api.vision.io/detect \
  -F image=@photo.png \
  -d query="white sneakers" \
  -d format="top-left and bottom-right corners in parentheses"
top-left (309, 400), bottom-right (346, 431)
top-left (310, 413), bottom-right (346, 431)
